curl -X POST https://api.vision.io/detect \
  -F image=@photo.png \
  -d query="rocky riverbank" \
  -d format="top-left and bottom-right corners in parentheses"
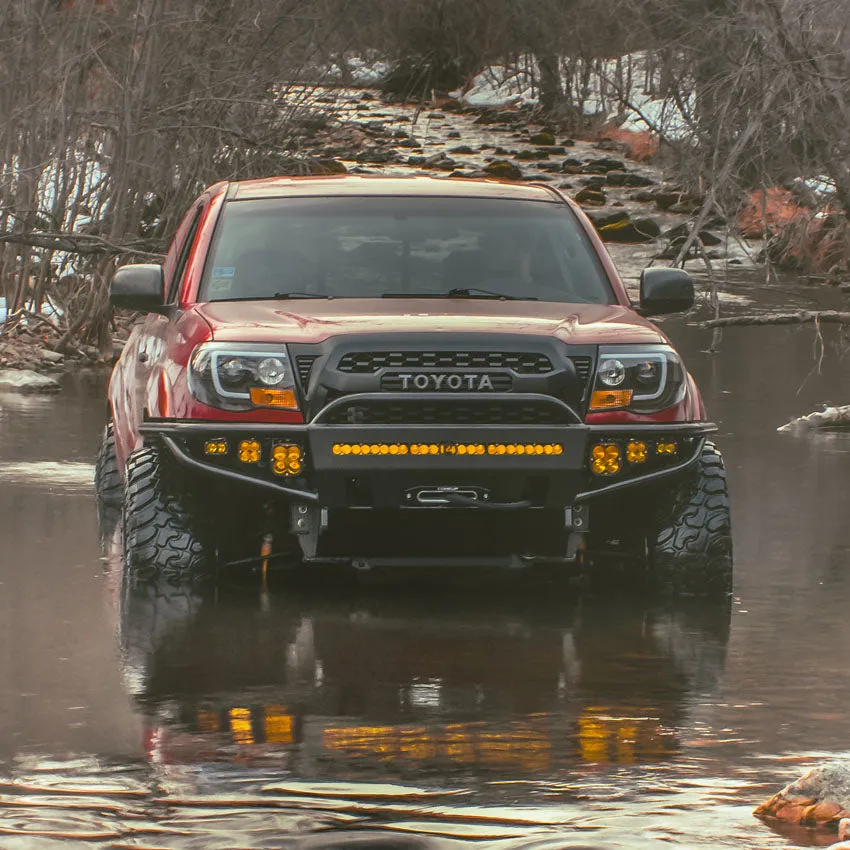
top-left (0, 86), bottom-right (761, 386)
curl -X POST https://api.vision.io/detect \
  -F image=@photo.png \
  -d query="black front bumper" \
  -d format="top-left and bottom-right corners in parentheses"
top-left (142, 415), bottom-right (717, 509)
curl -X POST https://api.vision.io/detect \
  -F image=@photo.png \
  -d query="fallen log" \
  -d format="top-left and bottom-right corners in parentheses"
top-left (778, 405), bottom-right (850, 432)
top-left (699, 311), bottom-right (850, 328)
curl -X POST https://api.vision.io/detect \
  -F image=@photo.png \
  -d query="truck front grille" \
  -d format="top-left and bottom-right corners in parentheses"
top-left (321, 397), bottom-right (575, 426)
top-left (338, 351), bottom-right (554, 375)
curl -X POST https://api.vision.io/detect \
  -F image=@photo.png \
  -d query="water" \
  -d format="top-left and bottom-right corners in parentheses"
top-left (1, 285), bottom-right (850, 848)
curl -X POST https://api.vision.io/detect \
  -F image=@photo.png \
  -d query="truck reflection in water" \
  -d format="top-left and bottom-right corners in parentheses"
top-left (119, 577), bottom-right (730, 777)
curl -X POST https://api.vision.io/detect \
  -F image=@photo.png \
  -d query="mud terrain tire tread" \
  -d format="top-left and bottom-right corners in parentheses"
top-left (94, 423), bottom-right (122, 506)
top-left (123, 447), bottom-right (208, 584)
top-left (651, 440), bottom-right (732, 597)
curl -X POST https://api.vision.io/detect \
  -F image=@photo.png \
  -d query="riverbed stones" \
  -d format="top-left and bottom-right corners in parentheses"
top-left (529, 130), bottom-right (556, 146)
top-left (598, 216), bottom-right (661, 242)
top-left (606, 171), bottom-right (655, 187)
top-left (755, 761), bottom-right (850, 830)
top-left (574, 187), bottom-right (607, 206)
top-left (0, 369), bottom-right (61, 393)
top-left (484, 160), bottom-right (522, 180)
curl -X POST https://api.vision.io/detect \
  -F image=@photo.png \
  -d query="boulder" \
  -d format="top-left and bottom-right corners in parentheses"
top-left (755, 762), bottom-right (850, 831)
top-left (529, 131), bottom-right (556, 146)
top-left (515, 149), bottom-right (549, 161)
top-left (309, 158), bottom-right (348, 175)
top-left (606, 171), bottom-right (655, 188)
top-left (594, 211), bottom-right (631, 229)
top-left (581, 176), bottom-right (606, 188)
top-left (354, 147), bottom-right (399, 164)
top-left (484, 160), bottom-right (523, 180)
top-left (586, 157), bottom-right (626, 172)
top-left (653, 189), bottom-right (688, 210)
top-left (423, 153), bottom-right (456, 171)
top-left (449, 145), bottom-right (475, 155)
top-left (574, 187), bottom-right (607, 206)
top-left (599, 217), bottom-right (661, 243)
top-left (0, 369), bottom-right (61, 393)
top-left (40, 349), bottom-right (64, 363)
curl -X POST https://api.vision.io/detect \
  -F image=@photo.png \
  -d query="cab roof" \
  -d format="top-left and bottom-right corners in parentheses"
top-left (226, 174), bottom-right (562, 203)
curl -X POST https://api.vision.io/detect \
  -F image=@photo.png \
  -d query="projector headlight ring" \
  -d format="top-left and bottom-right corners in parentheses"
top-left (590, 345), bottom-right (686, 413)
top-left (189, 343), bottom-right (298, 411)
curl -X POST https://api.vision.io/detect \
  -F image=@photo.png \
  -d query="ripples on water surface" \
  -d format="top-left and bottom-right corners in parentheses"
top-left (1, 291), bottom-right (850, 848)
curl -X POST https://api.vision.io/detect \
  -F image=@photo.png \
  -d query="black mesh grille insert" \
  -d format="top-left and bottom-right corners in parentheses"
top-left (296, 355), bottom-right (319, 389)
top-left (322, 398), bottom-right (574, 426)
top-left (570, 356), bottom-right (593, 389)
top-left (338, 351), bottom-right (553, 374)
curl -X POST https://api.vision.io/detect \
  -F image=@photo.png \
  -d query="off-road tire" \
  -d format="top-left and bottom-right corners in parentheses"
top-left (650, 440), bottom-right (733, 597)
top-left (95, 423), bottom-right (122, 506)
top-left (123, 447), bottom-right (209, 584)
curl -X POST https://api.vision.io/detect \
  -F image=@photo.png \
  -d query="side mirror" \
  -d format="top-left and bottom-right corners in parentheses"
top-left (110, 264), bottom-right (165, 312)
top-left (638, 267), bottom-right (694, 315)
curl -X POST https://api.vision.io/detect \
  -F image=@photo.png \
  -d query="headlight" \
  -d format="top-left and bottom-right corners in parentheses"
top-left (589, 345), bottom-right (686, 413)
top-left (189, 343), bottom-right (299, 411)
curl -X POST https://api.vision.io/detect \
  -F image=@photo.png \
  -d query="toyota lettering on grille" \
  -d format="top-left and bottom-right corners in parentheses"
top-left (385, 372), bottom-right (509, 391)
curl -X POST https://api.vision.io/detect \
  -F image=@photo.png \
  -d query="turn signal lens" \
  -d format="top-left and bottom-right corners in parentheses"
top-left (238, 439), bottom-right (261, 463)
top-left (249, 387), bottom-right (298, 409)
top-left (204, 439), bottom-right (228, 456)
top-left (271, 443), bottom-right (303, 476)
top-left (590, 389), bottom-right (633, 411)
top-left (591, 443), bottom-right (621, 475)
top-left (657, 440), bottom-right (678, 456)
top-left (626, 440), bottom-right (647, 463)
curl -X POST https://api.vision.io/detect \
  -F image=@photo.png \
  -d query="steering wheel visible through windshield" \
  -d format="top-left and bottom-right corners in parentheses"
top-left (201, 196), bottom-right (615, 304)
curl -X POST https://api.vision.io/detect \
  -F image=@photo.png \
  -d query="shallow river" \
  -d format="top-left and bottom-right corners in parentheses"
top-left (1, 281), bottom-right (849, 849)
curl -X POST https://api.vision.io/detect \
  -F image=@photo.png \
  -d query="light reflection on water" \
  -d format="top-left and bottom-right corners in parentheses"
top-left (1, 292), bottom-right (850, 846)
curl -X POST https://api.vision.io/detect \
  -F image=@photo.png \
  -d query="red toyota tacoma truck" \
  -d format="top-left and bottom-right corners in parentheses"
top-left (96, 175), bottom-right (731, 594)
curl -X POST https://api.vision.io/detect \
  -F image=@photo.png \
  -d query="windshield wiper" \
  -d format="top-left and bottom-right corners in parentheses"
top-left (447, 287), bottom-right (536, 301)
top-left (213, 292), bottom-right (333, 302)
top-left (382, 288), bottom-right (536, 301)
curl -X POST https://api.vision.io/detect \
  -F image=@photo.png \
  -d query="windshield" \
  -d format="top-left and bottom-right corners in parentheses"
top-left (201, 196), bottom-right (615, 304)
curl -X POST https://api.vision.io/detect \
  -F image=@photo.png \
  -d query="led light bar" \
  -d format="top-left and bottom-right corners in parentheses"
top-left (332, 442), bottom-right (564, 457)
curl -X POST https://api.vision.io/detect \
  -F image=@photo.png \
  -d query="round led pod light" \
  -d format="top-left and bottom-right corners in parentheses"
top-left (598, 359), bottom-right (626, 387)
top-left (256, 357), bottom-right (287, 386)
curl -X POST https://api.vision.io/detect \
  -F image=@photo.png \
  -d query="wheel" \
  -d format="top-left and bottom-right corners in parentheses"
top-left (123, 446), bottom-right (209, 584)
top-left (95, 422), bottom-right (122, 506)
top-left (649, 440), bottom-right (733, 597)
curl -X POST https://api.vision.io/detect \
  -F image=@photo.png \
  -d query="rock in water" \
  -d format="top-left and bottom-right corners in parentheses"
top-left (755, 762), bottom-right (850, 830)
top-left (483, 160), bottom-right (522, 180)
top-left (598, 217), bottom-right (661, 243)
top-left (0, 369), bottom-right (61, 393)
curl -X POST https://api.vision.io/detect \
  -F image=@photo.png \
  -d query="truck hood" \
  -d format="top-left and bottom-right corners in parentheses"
top-left (195, 299), bottom-right (668, 346)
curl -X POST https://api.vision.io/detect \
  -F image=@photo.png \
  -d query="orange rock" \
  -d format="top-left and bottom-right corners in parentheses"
top-left (755, 762), bottom-right (850, 831)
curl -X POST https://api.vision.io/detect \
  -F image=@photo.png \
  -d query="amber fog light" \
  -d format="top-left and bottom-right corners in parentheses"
top-left (238, 439), bottom-right (262, 463)
top-left (271, 443), bottom-right (303, 476)
top-left (656, 440), bottom-right (678, 456)
top-left (591, 443), bottom-right (621, 475)
top-left (204, 439), bottom-right (228, 456)
top-left (626, 440), bottom-right (647, 463)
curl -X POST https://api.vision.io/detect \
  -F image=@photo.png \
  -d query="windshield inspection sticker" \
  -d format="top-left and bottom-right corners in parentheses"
top-left (212, 266), bottom-right (235, 279)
